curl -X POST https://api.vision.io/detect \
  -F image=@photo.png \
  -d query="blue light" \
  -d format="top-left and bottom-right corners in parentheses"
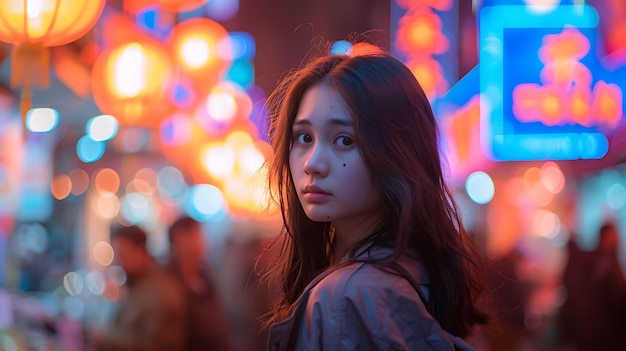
top-left (184, 184), bottom-right (228, 222)
top-left (137, 8), bottom-right (157, 30)
top-left (465, 171), bottom-right (495, 204)
top-left (120, 192), bottom-right (150, 224)
top-left (171, 80), bottom-right (195, 109)
top-left (330, 40), bottom-right (352, 55)
top-left (479, 5), bottom-right (607, 160)
top-left (228, 32), bottom-right (255, 60)
top-left (136, 7), bottom-right (171, 40)
top-left (226, 59), bottom-right (254, 88)
top-left (76, 135), bottom-right (105, 163)
top-left (157, 166), bottom-right (187, 200)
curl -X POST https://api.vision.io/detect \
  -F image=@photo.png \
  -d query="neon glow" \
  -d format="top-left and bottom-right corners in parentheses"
top-left (392, 0), bottom-right (458, 101)
top-left (442, 95), bottom-right (481, 169)
top-left (513, 27), bottom-right (622, 127)
top-left (479, 5), bottom-right (614, 160)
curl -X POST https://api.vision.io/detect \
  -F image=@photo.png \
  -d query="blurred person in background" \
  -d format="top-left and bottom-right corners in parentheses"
top-left (559, 222), bottom-right (626, 351)
top-left (92, 225), bottom-right (186, 351)
top-left (166, 215), bottom-right (234, 351)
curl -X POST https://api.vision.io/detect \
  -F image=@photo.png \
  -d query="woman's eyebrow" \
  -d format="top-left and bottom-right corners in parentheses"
top-left (292, 118), bottom-right (353, 127)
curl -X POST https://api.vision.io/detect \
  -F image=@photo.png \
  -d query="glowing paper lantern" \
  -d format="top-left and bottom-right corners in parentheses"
top-left (91, 39), bottom-right (174, 127)
top-left (0, 0), bottom-right (105, 122)
top-left (167, 18), bottom-right (232, 98)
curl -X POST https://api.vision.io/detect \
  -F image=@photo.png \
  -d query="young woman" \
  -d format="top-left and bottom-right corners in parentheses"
top-left (262, 44), bottom-right (490, 350)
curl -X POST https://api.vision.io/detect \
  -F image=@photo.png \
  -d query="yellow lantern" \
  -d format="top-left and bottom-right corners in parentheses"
top-left (167, 17), bottom-right (232, 99)
top-left (91, 38), bottom-right (175, 127)
top-left (0, 0), bottom-right (105, 118)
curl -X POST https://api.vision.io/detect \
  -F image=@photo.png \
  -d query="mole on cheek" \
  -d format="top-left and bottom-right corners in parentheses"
top-left (343, 163), bottom-right (346, 167)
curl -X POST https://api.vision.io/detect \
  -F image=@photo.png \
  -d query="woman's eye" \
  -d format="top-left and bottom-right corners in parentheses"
top-left (295, 133), bottom-right (313, 144)
top-left (337, 135), bottom-right (353, 146)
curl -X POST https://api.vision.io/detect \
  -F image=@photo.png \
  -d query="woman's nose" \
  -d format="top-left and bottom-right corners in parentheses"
top-left (303, 143), bottom-right (329, 176)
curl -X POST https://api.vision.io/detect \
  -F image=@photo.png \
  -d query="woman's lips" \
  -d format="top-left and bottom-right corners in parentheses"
top-left (302, 185), bottom-right (331, 203)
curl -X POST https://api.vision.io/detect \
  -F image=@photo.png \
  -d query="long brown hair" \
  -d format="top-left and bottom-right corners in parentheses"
top-left (262, 47), bottom-right (489, 337)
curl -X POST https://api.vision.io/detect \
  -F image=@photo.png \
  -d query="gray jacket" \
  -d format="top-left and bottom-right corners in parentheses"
top-left (268, 246), bottom-right (476, 350)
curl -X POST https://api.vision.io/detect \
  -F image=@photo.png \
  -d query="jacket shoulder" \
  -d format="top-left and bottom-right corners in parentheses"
top-left (302, 261), bottom-right (459, 350)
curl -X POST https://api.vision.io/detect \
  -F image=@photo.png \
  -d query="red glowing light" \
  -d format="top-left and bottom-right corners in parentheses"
top-left (395, 7), bottom-right (449, 55)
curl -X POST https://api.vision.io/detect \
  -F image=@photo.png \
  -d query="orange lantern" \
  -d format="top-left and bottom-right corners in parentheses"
top-left (0, 0), bottom-right (105, 117)
top-left (124, 0), bottom-right (209, 14)
top-left (91, 38), bottom-right (175, 127)
top-left (167, 17), bottom-right (232, 99)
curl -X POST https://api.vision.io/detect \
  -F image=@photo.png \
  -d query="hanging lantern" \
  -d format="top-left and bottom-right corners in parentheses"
top-left (91, 38), bottom-right (175, 127)
top-left (0, 0), bottom-right (105, 124)
top-left (124, 0), bottom-right (209, 14)
top-left (167, 17), bottom-right (232, 101)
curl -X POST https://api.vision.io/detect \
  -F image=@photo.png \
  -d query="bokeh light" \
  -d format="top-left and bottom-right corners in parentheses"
top-left (120, 192), bottom-right (151, 224)
top-left (126, 178), bottom-right (155, 196)
top-left (226, 32), bottom-right (255, 60)
top-left (203, 143), bottom-right (236, 180)
top-left (69, 168), bottom-right (90, 196)
top-left (158, 166), bottom-right (187, 199)
top-left (51, 174), bottom-right (72, 200)
top-left (195, 82), bottom-right (253, 133)
top-left (540, 161), bottom-right (565, 194)
top-left (87, 115), bottom-right (119, 141)
top-left (184, 184), bottom-right (227, 221)
top-left (107, 265), bottom-right (127, 286)
top-left (330, 40), bottom-right (353, 55)
top-left (607, 183), bottom-right (626, 210)
top-left (237, 144), bottom-right (265, 177)
top-left (63, 271), bottom-right (84, 296)
top-left (226, 59), bottom-right (254, 88)
top-left (465, 171), bottom-right (495, 204)
top-left (95, 192), bottom-right (120, 219)
top-left (26, 108), bottom-right (59, 132)
top-left (77, 135), bottom-right (105, 163)
top-left (534, 210), bottom-right (561, 239)
top-left (206, 91), bottom-right (237, 122)
top-left (181, 37), bottom-right (211, 69)
top-left (93, 241), bottom-right (114, 266)
top-left (86, 270), bottom-right (106, 295)
top-left (135, 168), bottom-right (159, 191)
top-left (94, 168), bottom-right (120, 195)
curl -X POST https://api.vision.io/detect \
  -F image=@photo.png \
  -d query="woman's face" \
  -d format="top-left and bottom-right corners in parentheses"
top-left (289, 81), bottom-right (383, 234)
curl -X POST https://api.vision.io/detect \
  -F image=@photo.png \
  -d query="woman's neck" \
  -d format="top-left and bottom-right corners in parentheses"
top-left (331, 211), bottom-right (384, 263)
